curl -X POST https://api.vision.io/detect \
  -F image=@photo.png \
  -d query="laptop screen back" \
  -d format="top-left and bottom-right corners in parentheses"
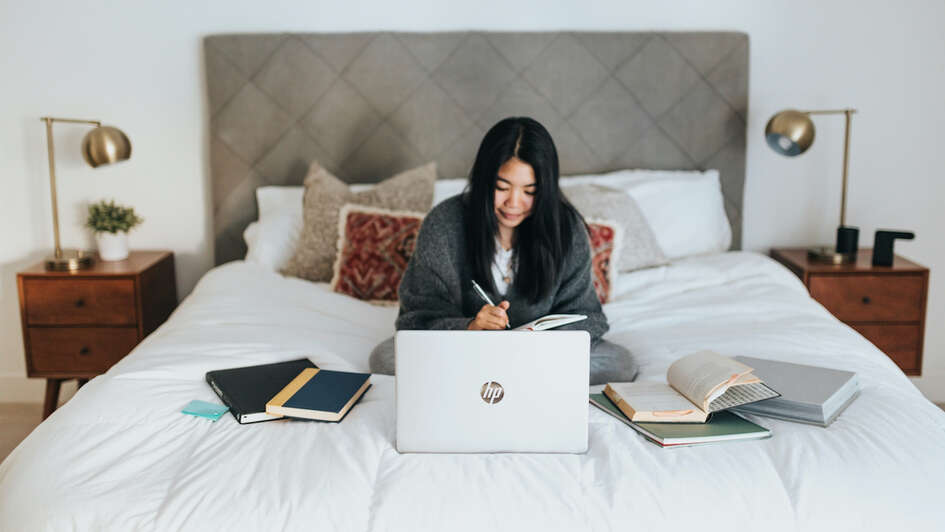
top-left (395, 330), bottom-right (589, 453)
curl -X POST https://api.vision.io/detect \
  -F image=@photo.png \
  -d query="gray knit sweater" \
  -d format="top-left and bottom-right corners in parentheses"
top-left (395, 195), bottom-right (609, 341)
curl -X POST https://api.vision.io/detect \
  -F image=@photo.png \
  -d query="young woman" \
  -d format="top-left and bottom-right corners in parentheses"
top-left (370, 117), bottom-right (638, 385)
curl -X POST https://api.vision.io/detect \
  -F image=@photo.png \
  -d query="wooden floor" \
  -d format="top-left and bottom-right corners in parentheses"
top-left (3, 402), bottom-right (945, 465)
top-left (0, 403), bottom-right (43, 464)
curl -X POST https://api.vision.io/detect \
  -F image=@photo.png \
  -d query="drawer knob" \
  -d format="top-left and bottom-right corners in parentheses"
top-left (79, 347), bottom-right (90, 356)
top-left (862, 296), bottom-right (872, 304)
top-left (74, 298), bottom-right (85, 308)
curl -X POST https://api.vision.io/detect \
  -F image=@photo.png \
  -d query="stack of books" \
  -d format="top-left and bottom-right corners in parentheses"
top-left (594, 351), bottom-right (860, 447)
top-left (206, 359), bottom-right (371, 424)
top-left (592, 350), bottom-right (776, 447)
top-left (601, 350), bottom-right (781, 423)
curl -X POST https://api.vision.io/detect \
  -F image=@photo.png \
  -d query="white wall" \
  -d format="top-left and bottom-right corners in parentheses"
top-left (2, 0), bottom-right (943, 401)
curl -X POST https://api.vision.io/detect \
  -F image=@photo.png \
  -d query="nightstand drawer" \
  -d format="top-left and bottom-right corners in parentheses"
top-left (23, 279), bottom-right (136, 326)
top-left (850, 323), bottom-right (921, 373)
top-left (808, 274), bottom-right (923, 322)
top-left (27, 327), bottom-right (139, 374)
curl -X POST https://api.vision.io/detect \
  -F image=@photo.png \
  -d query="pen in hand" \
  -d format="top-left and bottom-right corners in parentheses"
top-left (471, 280), bottom-right (511, 329)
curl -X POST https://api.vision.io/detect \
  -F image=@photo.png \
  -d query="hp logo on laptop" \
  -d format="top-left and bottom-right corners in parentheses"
top-left (480, 381), bottom-right (504, 404)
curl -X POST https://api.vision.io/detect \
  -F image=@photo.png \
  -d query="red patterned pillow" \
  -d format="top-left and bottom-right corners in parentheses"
top-left (586, 219), bottom-right (622, 304)
top-left (331, 204), bottom-right (424, 304)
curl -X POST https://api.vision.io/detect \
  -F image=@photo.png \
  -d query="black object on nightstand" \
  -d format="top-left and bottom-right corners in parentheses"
top-left (17, 251), bottom-right (177, 419)
top-left (872, 230), bottom-right (915, 266)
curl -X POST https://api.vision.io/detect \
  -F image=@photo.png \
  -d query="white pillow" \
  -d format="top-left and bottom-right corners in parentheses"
top-left (562, 169), bottom-right (731, 260)
top-left (245, 180), bottom-right (468, 270)
top-left (243, 211), bottom-right (302, 271)
top-left (256, 186), bottom-right (304, 220)
top-left (432, 178), bottom-right (467, 205)
top-left (244, 187), bottom-right (305, 270)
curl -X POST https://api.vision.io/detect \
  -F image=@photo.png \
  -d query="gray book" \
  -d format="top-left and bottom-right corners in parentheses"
top-left (732, 356), bottom-right (858, 427)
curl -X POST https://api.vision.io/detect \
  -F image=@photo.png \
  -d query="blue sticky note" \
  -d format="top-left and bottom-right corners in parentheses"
top-left (182, 400), bottom-right (229, 421)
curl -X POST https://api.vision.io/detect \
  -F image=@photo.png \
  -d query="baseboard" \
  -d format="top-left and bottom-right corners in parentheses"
top-left (0, 375), bottom-right (77, 404)
top-left (910, 374), bottom-right (945, 403)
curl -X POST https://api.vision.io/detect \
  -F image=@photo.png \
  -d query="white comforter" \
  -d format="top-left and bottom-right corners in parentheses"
top-left (2, 252), bottom-right (944, 531)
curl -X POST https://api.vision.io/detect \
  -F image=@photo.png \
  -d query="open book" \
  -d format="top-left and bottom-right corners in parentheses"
top-left (514, 314), bottom-right (586, 331)
top-left (603, 350), bottom-right (780, 423)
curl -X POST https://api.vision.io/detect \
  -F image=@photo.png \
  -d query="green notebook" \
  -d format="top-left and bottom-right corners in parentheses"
top-left (590, 393), bottom-right (771, 447)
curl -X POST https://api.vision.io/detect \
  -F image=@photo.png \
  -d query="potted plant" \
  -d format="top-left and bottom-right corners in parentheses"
top-left (86, 199), bottom-right (143, 261)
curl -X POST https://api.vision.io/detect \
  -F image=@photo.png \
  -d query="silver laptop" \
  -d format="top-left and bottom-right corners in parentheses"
top-left (395, 330), bottom-right (589, 453)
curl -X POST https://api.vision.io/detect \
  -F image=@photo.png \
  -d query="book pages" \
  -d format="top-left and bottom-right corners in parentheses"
top-left (608, 382), bottom-right (698, 412)
top-left (707, 382), bottom-right (780, 412)
top-left (705, 373), bottom-right (759, 408)
top-left (666, 351), bottom-right (753, 411)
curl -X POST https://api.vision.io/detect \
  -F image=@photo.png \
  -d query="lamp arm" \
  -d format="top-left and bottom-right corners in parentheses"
top-left (40, 117), bottom-right (103, 258)
top-left (802, 109), bottom-right (857, 116)
top-left (798, 109), bottom-right (857, 227)
top-left (839, 109), bottom-right (852, 227)
top-left (40, 117), bottom-right (102, 126)
top-left (43, 118), bottom-right (62, 258)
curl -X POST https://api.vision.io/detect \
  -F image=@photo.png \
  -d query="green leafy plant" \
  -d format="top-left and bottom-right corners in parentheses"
top-left (86, 199), bottom-right (143, 234)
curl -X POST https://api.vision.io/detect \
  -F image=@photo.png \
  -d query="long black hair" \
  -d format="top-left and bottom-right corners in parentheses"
top-left (464, 117), bottom-right (582, 303)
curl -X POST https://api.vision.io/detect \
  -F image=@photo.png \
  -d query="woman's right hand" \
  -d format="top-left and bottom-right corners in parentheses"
top-left (468, 301), bottom-right (510, 330)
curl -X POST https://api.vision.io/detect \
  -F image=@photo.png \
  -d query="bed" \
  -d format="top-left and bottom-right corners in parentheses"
top-left (2, 31), bottom-right (945, 530)
top-left (2, 253), bottom-right (944, 530)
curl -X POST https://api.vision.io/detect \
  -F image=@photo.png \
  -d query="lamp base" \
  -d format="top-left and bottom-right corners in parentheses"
top-left (807, 246), bottom-right (857, 265)
top-left (45, 249), bottom-right (95, 271)
top-left (835, 225), bottom-right (859, 254)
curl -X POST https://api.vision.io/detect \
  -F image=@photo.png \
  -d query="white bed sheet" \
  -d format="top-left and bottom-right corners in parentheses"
top-left (2, 252), bottom-right (944, 531)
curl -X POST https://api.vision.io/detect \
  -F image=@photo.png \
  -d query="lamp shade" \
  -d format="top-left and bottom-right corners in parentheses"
top-left (765, 110), bottom-right (814, 156)
top-left (82, 125), bottom-right (131, 167)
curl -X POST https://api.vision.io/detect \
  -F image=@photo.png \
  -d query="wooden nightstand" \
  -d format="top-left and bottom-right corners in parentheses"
top-left (771, 248), bottom-right (929, 375)
top-left (17, 250), bottom-right (177, 418)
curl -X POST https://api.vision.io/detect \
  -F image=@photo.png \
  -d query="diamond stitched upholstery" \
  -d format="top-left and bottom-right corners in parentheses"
top-left (206, 31), bottom-right (748, 264)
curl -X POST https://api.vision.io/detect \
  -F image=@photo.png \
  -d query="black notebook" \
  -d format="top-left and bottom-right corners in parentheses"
top-left (205, 358), bottom-right (317, 424)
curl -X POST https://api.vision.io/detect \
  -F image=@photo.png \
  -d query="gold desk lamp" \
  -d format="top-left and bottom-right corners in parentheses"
top-left (765, 108), bottom-right (859, 264)
top-left (41, 117), bottom-right (131, 271)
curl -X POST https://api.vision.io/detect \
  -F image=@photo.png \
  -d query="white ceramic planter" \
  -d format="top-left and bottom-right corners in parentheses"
top-left (96, 232), bottom-right (129, 261)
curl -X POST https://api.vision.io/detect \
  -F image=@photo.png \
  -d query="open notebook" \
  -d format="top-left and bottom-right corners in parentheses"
top-left (513, 314), bottom-right (586, 331)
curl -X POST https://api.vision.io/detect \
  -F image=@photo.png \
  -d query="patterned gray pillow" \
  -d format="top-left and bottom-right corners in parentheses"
top-left (564, 184), bottom-right (668, 272)
top-left (282, 160), bottom-right (436, 282)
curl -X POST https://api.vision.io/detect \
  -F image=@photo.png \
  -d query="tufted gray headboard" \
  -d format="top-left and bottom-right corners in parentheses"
top-left (206, 31), bottom-right (748, 265)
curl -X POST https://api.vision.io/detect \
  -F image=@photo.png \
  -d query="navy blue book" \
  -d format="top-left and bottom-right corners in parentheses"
top-left (266, 368), bottom-right (371, 422)
top-left (205, 358), bottom-right (317, 424)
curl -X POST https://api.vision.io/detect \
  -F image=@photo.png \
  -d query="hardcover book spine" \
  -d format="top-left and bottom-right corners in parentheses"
top-left (206, 374), bottom-right (243, 423)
